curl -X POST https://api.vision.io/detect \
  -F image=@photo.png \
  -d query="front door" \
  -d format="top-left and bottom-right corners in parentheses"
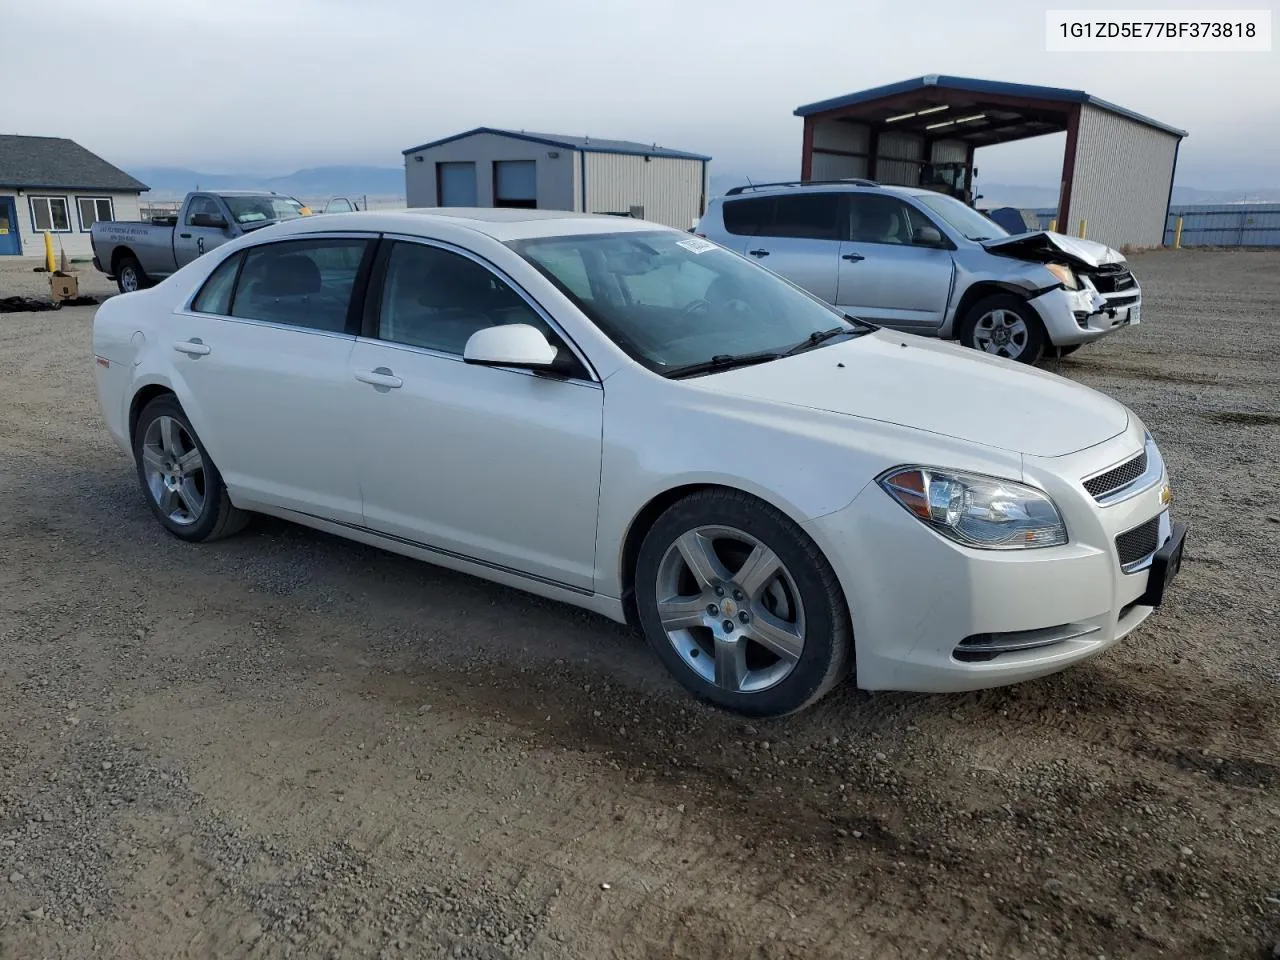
top-left (735, 192), bottom-right (844, 304)
top-left (349, 238), bottom-right (604, 590)
top-left (835, 193), bottom-right (955, 330)
top-left (167, 235), bottom-right (373, 523)
top-left (0, 197), bottom-right (21, 255)
top-left (173, 194), bottom-right (229, 268)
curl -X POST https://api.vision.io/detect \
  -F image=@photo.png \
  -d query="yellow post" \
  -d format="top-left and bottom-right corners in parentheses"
top-left (1048, 218), bottom-right (1057, 232)
top-left (1174, 216), bottom-right (1184, 249)
top-left (43, 230), bottom-right (56, 273)
top-left (1078, 219), bottom-right (1087, 239)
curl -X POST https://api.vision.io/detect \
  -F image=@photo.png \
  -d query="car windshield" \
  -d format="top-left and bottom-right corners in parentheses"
top-left (508, 231), bottom-right (868, 376)
top-left (221, 195), bottom-right (306, 225)
top-left (912, 193), bottom-right (1010, 242)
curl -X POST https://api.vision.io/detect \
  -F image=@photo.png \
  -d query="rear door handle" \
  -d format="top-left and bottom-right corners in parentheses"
top-left (173, 339), bottom-right (210, 356)
top-left (355, 367), bottom-right (403, 389)
top-left (179, 233), bottom-right (192, 239)
top-left (748, 248), bottom-right (770, 258)
top-left (842, 252), bottom-right (865, 262)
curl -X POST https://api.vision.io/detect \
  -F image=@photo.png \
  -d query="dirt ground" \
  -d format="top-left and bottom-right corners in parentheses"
top-left (1, 250), bottom-right (1277, 960)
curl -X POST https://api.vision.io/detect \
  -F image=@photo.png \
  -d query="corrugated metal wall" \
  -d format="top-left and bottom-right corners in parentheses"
top-left (876, 131), bottom-right (924, 186)
top-left (931, 140), bottom-right (968, 163)
top-left (1067, 105), bottom-right (1180, 248)
top-left (583, 153), bottom-right (706, 229)
top-left (1024, 204), bottom-right (1280, 248)
top-left (813, 121), bottom-right (869, 153)
top-left (811, 152), bottom-right (867, 179)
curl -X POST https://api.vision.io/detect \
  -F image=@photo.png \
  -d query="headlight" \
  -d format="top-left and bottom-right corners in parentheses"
top-left (1045, 263), bottom-right (1079, 290)
top-left (878, 467), bottom-right (1068, 549)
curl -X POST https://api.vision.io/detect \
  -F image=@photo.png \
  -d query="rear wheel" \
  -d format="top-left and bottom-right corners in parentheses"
top-left (958, 294), bottom-right (1046, 364)
top-left (634, 489), bottom-right (852, 717)
top-left (115, 256), bottom-right (149, 295)
top-left (133, 395), bottom-right (249, 542)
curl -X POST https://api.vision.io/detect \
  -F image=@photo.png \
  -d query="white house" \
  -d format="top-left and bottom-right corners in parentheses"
top-left (0, 135), bottom-right (148, 259)
top-left (403, 128), bottom-right (711, 230)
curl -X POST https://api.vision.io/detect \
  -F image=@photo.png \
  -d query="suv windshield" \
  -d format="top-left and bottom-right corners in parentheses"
top-left (508, 231), bottom-right (868, 376)
top-left (912, 194), bottom-right (1010, 242)
top-left (221, 195), bottom-right (306, 225)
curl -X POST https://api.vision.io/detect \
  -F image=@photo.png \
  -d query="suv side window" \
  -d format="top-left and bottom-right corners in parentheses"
top-left (230, 238), bottom-right (369, 333)
top-left (376, 241), bottom-right (558, 356)
top-left (721, 197), bottom-right (774, 236)
top-left (765, 193), bottom-right (842, 241)
top-left (848, 194), bottom-right (941, 246)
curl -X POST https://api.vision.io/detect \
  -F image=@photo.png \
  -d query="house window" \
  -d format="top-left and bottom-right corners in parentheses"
top-left (77, 197), bottom-right (115, 231)
top-left (30, 196), bottom-right (71, 232)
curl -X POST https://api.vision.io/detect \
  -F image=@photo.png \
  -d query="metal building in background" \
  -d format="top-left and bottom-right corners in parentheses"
top-left (402, 128), bottom-right (711, 230)
top-left (794, 75), bottom-right (1187, 249)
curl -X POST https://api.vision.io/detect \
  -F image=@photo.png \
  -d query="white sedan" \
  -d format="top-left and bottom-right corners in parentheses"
top-left (91, 209), bottom-right (1188, 716)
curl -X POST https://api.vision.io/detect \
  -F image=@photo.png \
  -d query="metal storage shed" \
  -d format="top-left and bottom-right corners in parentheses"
top-left (402, 128), bottom-right (711, 230)
top-left (794, 75), bottom-right (1188, 249)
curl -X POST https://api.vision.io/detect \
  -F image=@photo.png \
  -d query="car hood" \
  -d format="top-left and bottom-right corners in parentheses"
top-left (694, 331), bottom-right (1130, 458)
top-left (981, 230), bottom-right (1124, 270)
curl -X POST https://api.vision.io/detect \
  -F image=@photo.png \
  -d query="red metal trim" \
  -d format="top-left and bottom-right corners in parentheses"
top-left (801, 118), bottom-right (815, 180)
top-left (1058, 104), bottom-right (1081, 230)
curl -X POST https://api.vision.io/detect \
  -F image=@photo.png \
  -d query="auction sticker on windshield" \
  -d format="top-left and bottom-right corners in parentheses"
top-left (677, 237), bottom-right (718, 254)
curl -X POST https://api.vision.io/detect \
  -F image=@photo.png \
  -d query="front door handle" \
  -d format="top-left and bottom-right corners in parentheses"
top-left (173, 339), bottom-right (210, 356)
top-left (355, 367), bottom-right (403, 389)
top-left (179, 232), bottom-right (192, 239)
top-left (842, 252), bottom-right (865, 262)
top-left (748, 248), bottom-right (770, 258)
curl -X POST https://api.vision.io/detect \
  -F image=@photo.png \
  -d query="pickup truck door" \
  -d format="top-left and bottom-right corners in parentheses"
top-left (737, 193), bottom-right (842, 304)
top-left (835, 194), bottom-right (955, 331)
top-left (173, 195), bottom-right (230, 268)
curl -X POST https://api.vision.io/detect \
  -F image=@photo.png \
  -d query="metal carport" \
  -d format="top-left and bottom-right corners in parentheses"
top-left (794, 75), bottom-right (1187, 248)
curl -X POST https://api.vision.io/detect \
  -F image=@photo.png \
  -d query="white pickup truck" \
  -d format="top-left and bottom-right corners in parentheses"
top-left (91, 191), bottom-right (308, 294)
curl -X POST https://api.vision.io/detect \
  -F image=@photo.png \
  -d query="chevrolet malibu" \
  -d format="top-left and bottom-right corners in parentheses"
top-left (91, 210), bottom-right (1188, 717)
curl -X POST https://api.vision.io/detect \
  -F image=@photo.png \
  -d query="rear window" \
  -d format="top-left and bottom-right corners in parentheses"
top-left (721, 197), bottom-right (774, 236)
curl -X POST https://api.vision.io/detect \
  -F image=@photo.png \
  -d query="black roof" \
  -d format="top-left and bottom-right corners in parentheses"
top-left (0, 135), bottom-right (149, 192)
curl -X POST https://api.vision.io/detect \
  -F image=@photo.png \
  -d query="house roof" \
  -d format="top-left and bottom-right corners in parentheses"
top-left (0, 135), bottom-right (149, 192)
top-left (402, 127), bottom-right (711, 161)
top-left (794, 75), bottom-right (1187, 139)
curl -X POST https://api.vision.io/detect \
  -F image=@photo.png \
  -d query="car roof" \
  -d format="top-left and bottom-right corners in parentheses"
top-left (715, 183), bottom-right (935, 202)
top-left (263, 208), bottom-right (672, 242)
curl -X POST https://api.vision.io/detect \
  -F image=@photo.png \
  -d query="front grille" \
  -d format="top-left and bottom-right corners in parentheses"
top-left (1105, 294), bottom-right (1139, 308)
top-left (1116, 516), bottom-right (1160, 567)
top-left (1084, 451), bottom-right (1148, 498)
top-left (1090, 264), bottom-right (1136, 294)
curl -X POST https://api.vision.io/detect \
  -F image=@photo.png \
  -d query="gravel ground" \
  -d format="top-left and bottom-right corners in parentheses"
top-left (1, 249), bottom-right (1278, 960)
top-left (0, 257), bottom-right (118, 303)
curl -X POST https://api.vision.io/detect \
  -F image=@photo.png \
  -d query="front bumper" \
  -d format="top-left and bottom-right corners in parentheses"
top-left (803, 422), bottom-right (1180, 693)
top-left (1029, 282), bottom-right (1143, 347)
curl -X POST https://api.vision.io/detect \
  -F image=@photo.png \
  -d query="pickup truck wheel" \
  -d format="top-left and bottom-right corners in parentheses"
top-left (116, 257), bottom-right (149, 294)
top-left (958, 294), bottom-right (1045, 364)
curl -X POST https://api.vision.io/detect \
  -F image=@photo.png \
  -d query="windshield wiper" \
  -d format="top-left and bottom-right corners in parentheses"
top-left (664, 351), bottom-right (782, 379)
top-left (781, 324), bottom-right (863, 357)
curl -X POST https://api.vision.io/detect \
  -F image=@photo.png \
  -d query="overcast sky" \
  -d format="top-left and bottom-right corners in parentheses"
top-left (5, 0), bottom-right (1277, 188)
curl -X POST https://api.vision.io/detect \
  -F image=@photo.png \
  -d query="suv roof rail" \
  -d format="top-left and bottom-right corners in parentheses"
top-left (723, 178), bottom-right (880, 196)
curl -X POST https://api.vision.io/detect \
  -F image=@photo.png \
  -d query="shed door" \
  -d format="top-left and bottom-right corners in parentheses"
top-left (437, 162), bottom-right (478, 206)
top-left (494, 161), bottom-right (537, 209)
top-left (0, 197), bottom-right (21, 255)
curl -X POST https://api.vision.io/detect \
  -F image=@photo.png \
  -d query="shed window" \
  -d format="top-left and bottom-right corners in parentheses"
top-left (77, 197), bottom-right (115, 230)
top-left (30, 196), bottom-right (71, 232)
top-left (493, 161), bottom-right (537, 209)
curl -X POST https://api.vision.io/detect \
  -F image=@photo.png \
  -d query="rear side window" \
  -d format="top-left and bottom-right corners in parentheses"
top-left (768, 194), bottom-right (842, 241)
top-left (721, 197), bottom-right (774, 236)
top-left (191, 252), bottom-right (242, 315)
top-left (231, 238), bottom-right (369, 333)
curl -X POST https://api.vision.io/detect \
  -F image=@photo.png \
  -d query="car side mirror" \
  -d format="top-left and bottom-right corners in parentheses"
top-left (913, 226), bottom-right (945, 247)
top-left (463, 323), bottom-right (561, 370)
top-left (191, 212), bottom-right (228, 229)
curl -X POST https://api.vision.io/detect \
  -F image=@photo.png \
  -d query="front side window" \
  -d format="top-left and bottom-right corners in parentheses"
top-left (230, 238), bottom-right (369, 332)
top-left (846, 194), bottom-right (925, 245)
top-left (376, 242), bottom-right (555, 355)
top-left (77, 197), bottom-right (114, 230)
top-left (511, 230), bottom-right (866, 376)
top-left (185, 196), bottom-right (221, 226)
top-left (30, 196), bottom-right (71, 232)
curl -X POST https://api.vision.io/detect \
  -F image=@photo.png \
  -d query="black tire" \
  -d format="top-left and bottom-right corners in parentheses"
top-left (957, 293), bottom-right (1046, 364)
top-left (1053, 344), bottom-right (1082, 357)
top-left (634, 489), bottom-right (852, 717)
top-left (115, 256), bottom-right (150, 295)
top-left (132, 394), bottom-right (249, 542)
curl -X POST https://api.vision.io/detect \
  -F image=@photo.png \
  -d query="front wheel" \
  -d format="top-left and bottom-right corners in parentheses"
top-left (133, 395), bottom-right (249, 542)
top-left (634, 489), bottom-right (852, 717)
top-left (958, 294), bottom-right (1046, 364)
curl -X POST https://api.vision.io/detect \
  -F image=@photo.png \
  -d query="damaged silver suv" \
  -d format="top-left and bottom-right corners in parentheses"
top-left (695, 181), bottom-right (1142, 364)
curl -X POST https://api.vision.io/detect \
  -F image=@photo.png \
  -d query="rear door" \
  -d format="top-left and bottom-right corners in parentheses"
top-left (166, 235), bottom-right (374, 524)
top-left (713, 196), bottom-right (773, 254)
top-left (836, 193), bottom-right (955, 331)
top-left (737, 193), bottom-right (843, 304)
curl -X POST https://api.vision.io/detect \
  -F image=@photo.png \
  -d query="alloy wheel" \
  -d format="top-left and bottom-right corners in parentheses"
top-left (972, 309), bottom-right (1029, 359)
top-left (140, 416), bottom-right (206, 526)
